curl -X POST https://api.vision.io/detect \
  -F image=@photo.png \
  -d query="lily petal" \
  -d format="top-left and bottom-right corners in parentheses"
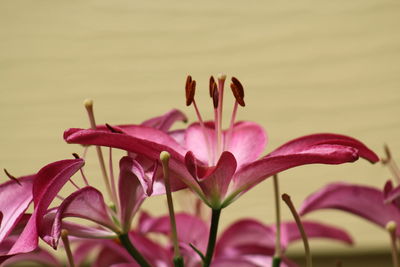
top-left (49, 186), bottom-right (116, 248)
top-left (0, 176), bottom-right (34, 243)
top-left (228, 145), bottom-right (359, 204)
top-left (215, 219), bottom-right (276, 258)
top-left (118, 157), bottom-right (147, 233)
top-left (138, 212), bottom-right (208, 252)
top-left (141, 109), bottom-right (187, 132)
top-left (299, 183), bottom-right (400, 236)
top-left (267, 133), bottom-right (379, 163)
top-left (224, 121), bottom-right (267, 168)
top-left (64, 128), bottom-right (195, 192)
top-left (1, 159), bottom-right (84, 261)
top-left (40, 209), bottom-right (116, 245)
top-left (186, 151), bottom-right (237, 206)
top-left (383, 180), bottom-right (400, 205)
top-left (280, 221), bottom-right (353, 248)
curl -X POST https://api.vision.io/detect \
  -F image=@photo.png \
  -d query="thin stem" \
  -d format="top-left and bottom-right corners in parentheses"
top-left (203, 209), bottom-right (221, 267)
top-left (61, 230), bottom-right (75, 267)
top-left (160, 151), bottom-right (183, 266)
top-left (79, 168), bottom-right (90, 187)
top-left (119, 233), bottom-right (151, 267)
top-left (84, 99), bottom-right (114, 202)
top-left (273, 175), bottom-right (282, 262)
top-left (387, 221), bottom-right (400, 267)
top-left (282, 193), bottom-right (312, 267)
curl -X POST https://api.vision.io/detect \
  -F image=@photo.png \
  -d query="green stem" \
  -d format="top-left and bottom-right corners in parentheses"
top-left (174, 257), bottom-right (185, 267)
top-left (272, 256), bottom-right (281, 267)
top-left (203, 209), bottom-right (222, 267)
top-left (118, 234), bottom-right (151, 267)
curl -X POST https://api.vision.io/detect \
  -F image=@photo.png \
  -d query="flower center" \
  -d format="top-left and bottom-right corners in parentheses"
top-left (185, 74), bottom-right (245, 166)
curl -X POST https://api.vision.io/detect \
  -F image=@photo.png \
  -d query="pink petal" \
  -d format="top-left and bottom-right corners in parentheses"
top-left (299, 183), bottom-right (400, 236)
top-left (215, 219), bottom-right (275, 258)
top-left (185, 121), bottom-right (216, 165)
top-left (141, 108), bottom-right (187, 132)
top-left (185, 121), bottom-right (266, 168)
top-left (383, 180), bottom-right (400, 205)
top-left (280, 220), bottom-right (353, 248)
top-left (224, 121), bottom-right (267, 168)
top-left (138, 212), bottom-right (208, 252)
top-left (0, 176), bottom-right (34, 243)
top-left (3, 159), bottom-right (84, 259)
top-left (230, 145), bottom-right (359, 202)
top-left (211, 258), bottom-right (261, 267)
top-left (186, 151), bottom-right (237, 205)
top-left (64, 128), bottom-right (196, 192)
top-left (2, 245), bottom-right (62, 267)
top-left (40, 209), bottom-right (115, 245)
top-left (118, 157), bottom-right (146, 232)
top-left (49, 186), bottom-right (116, 248)
top-left (267, 133), bottom-right (379, 163)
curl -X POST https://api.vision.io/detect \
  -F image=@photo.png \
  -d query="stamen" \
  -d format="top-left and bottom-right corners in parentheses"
top-left (226, 77), bottom-right (245, 150)
top-left (56, 195), bottom-right (65, 201)
top-left (185, 76), bottom-right (213, 165)
top-left (160, 151), bottom-right (183, 263)
top-left (72, 153), bottom-right (89, 187)
top-left (386, 221), bottom-right (400, 267)
top-left (185, 75), bottom-right (196, 106)
top-left (282, 193), bottom-right (312, 267)
top-left (68, 178), bottom-right (80, 190)
top-left (106, 123), bottom-right (124, 134)
top-left (230, 77), bottom-right (245, 107)
top-left (61, 229), bottom-right (76, 267)
top-left (209, 76), bottom-right (217, 98)
top-left (382, 144), bottom-right (400, 184)
top-left (3, 169), bottom-right (21, 186)
top-left (84, 99), bottom-right (113, 203)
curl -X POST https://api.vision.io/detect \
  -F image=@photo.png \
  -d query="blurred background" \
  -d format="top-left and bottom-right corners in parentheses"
top-left (1, 0), bottom-right (400, 266)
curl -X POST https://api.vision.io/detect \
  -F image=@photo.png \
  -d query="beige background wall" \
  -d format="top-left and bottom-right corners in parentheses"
top-left (1, 0), bottom-right (400, 259)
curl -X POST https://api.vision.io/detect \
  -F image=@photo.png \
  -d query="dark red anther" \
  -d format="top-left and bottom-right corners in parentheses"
top-left (230, 77), bottom-right (245, 107)
top-left (212, 86), bottom-right (219, 109)
top-left (209, 76), bottom-right (217, 98)
top-left (4, 169), bottom-right (21, 186)
top-left (185, 75), bottom-right (196, 106)
top-left (105, 123), bottom-right (124, 134)
top-left (72, 153), bottom-right (80, 159)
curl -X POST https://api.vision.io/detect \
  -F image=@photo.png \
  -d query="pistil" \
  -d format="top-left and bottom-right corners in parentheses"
top-left (216, 74), bottom-right (226, 157)
top-left (84, 99), bottom-right (115, 204)
top-left (282, 193), bottom-right (312, 267)
top-left (160, 151), bottom-right (184, 267)
top-left (61, 229), bottom-right (75, 267)
top-left (386, 221), bottom-right (399, 267)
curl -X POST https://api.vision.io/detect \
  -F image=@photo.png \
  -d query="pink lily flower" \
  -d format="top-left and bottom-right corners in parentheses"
top-left (137, 212), bottom-right (353, 267)
top-left (64, 75), bottom-right (379, 208)
top-left (40, 155), bottom-right (155, 249)
top-left (0, 159), bottom-right (83, 263)
top-left (299, 182), bottom-right (400, 236)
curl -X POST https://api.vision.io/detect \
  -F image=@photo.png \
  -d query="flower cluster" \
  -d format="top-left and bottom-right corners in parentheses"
top-left (1, 74), bottom-right (390, 267)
